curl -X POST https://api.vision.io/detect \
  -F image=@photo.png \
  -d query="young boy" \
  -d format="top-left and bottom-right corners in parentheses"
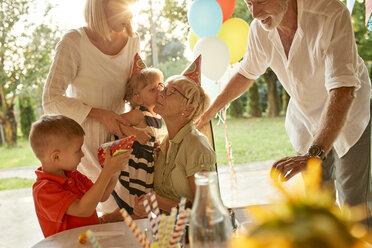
top-left (30, 115), bottom-right (131, 238)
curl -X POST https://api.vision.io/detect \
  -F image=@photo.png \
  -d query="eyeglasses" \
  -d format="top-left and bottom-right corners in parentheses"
top-left (162, 85), bottom-right (189, 101)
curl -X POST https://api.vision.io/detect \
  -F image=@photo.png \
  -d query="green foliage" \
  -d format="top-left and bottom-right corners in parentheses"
top-left (18, 95), bottom-right (36, 139)
top-left (162, 0), bottom-right (189, 32)
top-left (228, 98), bottom-right (244, 118)
top-left (0, 0), bottom-right (61, 146)
top-left (158, 57), bottom-right (188, 79)
top-left (0, 138), bottom-right (39, 169)
top-left (0, 177), bottom-right (35, 191)
top-left (247, 82), bottom-right (262, 117)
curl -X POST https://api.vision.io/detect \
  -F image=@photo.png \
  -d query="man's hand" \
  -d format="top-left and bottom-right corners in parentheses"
top-left (271, 155), bottom-right (309, 182)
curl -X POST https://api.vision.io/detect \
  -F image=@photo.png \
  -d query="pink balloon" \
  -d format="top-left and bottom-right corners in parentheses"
top-left (216, 0), bottom-right (236, 22)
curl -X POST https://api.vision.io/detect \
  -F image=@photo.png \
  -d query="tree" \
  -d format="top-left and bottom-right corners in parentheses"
top-left (19, 94), bottom-right (36, 138)
top-left (0, 0), bottom-right (60, 146)
top-left (263, 68), bottom-right (280, 117)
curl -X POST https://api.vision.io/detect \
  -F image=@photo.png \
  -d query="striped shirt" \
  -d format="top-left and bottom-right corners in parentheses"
top-left (112, 106), bottom-right (162, 214)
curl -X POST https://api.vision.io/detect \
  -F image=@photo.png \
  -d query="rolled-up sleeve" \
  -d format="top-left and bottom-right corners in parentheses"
top-left (324, 9), bottom-right (361, 92)
top-left (42, 30), bottom-right (92, 125)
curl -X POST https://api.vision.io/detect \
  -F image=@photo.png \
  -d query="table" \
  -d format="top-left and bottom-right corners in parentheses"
top-left (32, 219), bottom-right (150, 248)
top-left (32, 208), bottom-right (251, 248)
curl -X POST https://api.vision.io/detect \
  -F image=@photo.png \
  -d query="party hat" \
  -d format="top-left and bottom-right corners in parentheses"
top-left (182, 55), bottom-right (201, 86)
top-left (131, 53), bottom-right (147, 77)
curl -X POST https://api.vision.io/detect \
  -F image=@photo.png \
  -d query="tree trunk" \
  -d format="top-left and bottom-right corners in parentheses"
top-left (3, 106), bottom-right (17, 147)
top-left (247, 82), bottom-right (262, 117)
top-left (263, 69), bottom-right (280, 117)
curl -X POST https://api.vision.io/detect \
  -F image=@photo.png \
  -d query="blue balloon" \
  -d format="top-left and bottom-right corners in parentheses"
top-left (188, 0), bottom-right (223, 38)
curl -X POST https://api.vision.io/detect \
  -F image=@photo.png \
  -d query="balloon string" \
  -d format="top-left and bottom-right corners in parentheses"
top-left (221, 108), bottom-right (238, 206)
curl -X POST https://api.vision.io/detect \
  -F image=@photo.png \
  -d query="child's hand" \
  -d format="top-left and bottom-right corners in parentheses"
top-left (134, 130), bottom-right (151, 145)
top-left (103, 149), bottom-right (132, 173)
top-left (133, 194), bottom-right (149, 218)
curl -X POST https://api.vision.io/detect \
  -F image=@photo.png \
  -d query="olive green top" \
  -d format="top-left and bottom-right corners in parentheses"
top-left (154, 122), bottom-right (216, 203)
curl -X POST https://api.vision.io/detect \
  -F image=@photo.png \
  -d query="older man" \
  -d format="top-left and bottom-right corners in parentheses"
top-left (197, 0), bottom-right (371, 227)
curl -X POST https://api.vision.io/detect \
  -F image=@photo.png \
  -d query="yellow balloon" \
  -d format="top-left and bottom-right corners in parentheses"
top-left (217, 18), bottom-right (249, 64)
top-left (188, 30), bottom-right (199, 51)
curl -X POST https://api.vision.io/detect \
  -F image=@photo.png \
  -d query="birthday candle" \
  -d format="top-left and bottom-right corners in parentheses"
top-left (86, 229), bottom-right (102, 248)
top-left (120, 209), bottom-right (151, 248)
top-left (143, 199), bottom-right (158, 237)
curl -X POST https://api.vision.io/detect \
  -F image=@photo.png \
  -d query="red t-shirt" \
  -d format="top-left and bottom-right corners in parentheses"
top-left (33, 167), bottom-right (100, 238)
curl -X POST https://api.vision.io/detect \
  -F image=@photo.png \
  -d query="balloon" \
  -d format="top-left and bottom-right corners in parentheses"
top-left (188, 0), bottom-right (223, 38)
top-left (216, 0), bottom-right (236, 22)
top-left (188, 30), bottom-right (199, 51)
top-left (217, 18), bottom-right (249, 64)
top-left (193, 36), bottom-right (230, 80)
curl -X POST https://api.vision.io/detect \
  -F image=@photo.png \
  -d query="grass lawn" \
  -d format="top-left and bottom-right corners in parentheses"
top-left (212, 117), bottom-right (294, 166)
top-left (0, 139), bottom-right (40, 169)
top-left (0, 117), bottom-right (294, 170)
top-left (0, 177), bottom-right (35, 191)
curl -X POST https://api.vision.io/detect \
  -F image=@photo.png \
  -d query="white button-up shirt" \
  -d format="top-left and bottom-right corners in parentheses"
top-left (239, 0), bottom-right (371, 157)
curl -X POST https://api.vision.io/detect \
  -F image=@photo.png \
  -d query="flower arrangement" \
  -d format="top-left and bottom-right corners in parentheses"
top-left (230, 158), bottom-right (371, 248)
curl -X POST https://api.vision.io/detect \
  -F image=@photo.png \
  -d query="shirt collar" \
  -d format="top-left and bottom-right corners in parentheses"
top-left (159, 121), bottom-right (194, 153)
top-left (35, 167), bottom-right (74, 185)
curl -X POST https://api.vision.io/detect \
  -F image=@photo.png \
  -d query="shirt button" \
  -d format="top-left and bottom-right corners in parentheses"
top-left (68, 180), bottom-right (72, 184)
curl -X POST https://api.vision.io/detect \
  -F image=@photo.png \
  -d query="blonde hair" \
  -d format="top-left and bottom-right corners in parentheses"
top-left (124, 68), bottom-right (164, 108)
top-left (84, 0), bottom-right (134, 41)
top-left (29, 115), bottom-right (85, 160)
top-left (166, 75), bottom-right (210, 121)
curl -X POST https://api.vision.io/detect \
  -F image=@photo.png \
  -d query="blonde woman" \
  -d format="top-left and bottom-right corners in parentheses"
top-left (42, 0), bottom-right (139, 214)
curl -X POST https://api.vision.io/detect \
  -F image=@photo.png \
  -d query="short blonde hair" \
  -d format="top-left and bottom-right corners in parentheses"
top-left (124, 68), bottom-right (164, 108)
top-left (29, 115), bottom-right (85, 160)
top-left (84, 0), bottom-right (134, 41)
top-left (166, 75), bottom-right (210, 121)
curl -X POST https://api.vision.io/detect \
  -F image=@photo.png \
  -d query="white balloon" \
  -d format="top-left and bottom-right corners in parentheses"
top-left (193, 36), bottom-right (230, 81)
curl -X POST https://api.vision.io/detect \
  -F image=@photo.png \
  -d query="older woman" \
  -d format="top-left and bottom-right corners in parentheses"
top-left (133, 64), bottom-right (216, 215)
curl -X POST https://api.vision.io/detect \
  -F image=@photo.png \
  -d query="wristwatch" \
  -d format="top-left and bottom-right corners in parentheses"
top-left (307, 145), bottom-right (326, 161)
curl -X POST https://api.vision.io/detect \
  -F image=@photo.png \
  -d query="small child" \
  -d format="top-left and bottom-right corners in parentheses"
top-left (105, 54), bottom-right (163, 220)
top-left (30, 115), bottom-right (130, 237)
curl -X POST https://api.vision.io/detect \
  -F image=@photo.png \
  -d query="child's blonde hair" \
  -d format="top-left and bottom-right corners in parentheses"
top-left (29, 115), bottom-right (85, 160)
top-left (84, 0), bottom-right (134, 41)
top-left (166, 75), bottom-right (210, 121)
top-left (124, 68), bottom-right (164, 108)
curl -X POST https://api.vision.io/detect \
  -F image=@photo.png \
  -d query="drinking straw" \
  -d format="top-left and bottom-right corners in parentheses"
top-left (120, 209), bottom-right (151, 248)
top-left (156, 214), bottom-right (167, 242)
top-left (86, 229), bottom-right (102, 248)
top-left (168, 209), bottom-right (188, 247)
top-left (162, 208), bottom-right (177, 247)
top-left (143, 198), bottom-right (158, 237)
top-left (178, 197), bottom-right (187, 213)
top-left (150, 193), bottom-right (160, 218)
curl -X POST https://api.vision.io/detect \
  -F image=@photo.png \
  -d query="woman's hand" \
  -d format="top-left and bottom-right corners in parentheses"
top-left (88, 108), bottom-right (128, 137)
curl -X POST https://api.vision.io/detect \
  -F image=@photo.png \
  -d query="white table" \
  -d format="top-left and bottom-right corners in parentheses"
top-left (32, 208), bottom-right (251, 248)
top-left (32, 219), bottom-right (150, 248)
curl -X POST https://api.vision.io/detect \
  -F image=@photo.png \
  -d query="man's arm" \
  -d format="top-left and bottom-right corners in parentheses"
top-left (196, 73), bottom-right (255, 129)
top-left (272, 86), bottom-right (355, 181)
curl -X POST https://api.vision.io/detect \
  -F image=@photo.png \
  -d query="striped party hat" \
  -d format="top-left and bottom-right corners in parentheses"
top-left (182, 55), bottom-right (201, 86)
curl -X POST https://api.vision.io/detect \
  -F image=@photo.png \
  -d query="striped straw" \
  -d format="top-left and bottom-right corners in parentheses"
top-left (150, 193), bottom-right (160, 218)
top-left (143, 199), bottom-right (158, 237)
top-left (169, 209), bottom-right (188, 247)
top-left (120, 208), bottom-right (151, 248)
top-left (86, 229), bottom-right (102, 248)
top-left (156, 214), bottom-right (167, 242)
top-left (162, 208), bottom-right (177, 247)
top-left (178, 197), bottom-right (187, 213)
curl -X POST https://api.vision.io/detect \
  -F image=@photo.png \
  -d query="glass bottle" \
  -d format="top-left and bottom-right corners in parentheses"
top-left (189, 171), bottom-right (232, 248)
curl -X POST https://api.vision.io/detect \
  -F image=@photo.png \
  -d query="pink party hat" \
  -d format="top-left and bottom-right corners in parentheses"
top-left (131, 53), bottom-right (147, 77)
top-left (182, 55), bottom-right (201, 86)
